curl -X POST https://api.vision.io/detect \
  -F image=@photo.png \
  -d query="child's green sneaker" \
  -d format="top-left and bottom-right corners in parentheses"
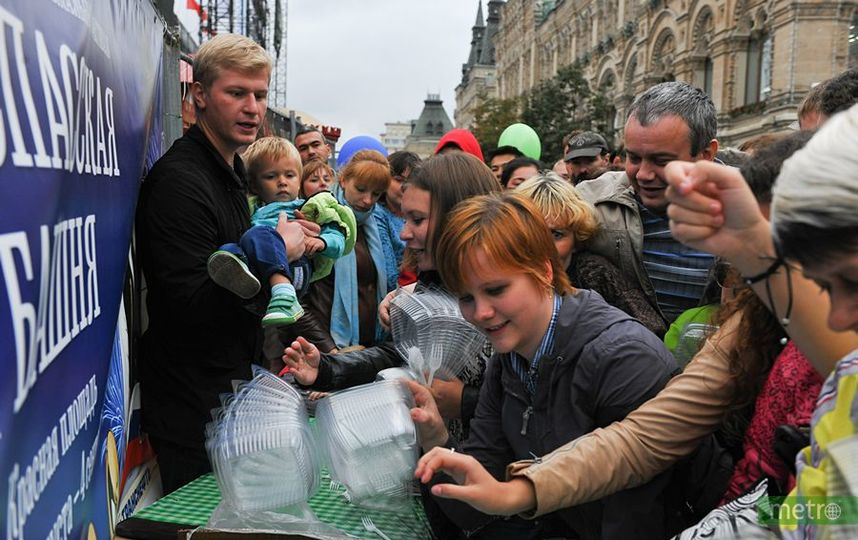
top-left (207, 250), bottom-right (260, 299)
top-left (262, 284), bottom-right (304, 326)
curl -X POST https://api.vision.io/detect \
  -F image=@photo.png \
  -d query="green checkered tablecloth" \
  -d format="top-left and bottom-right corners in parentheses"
top-left (131, 470), bottom-right (433, 539)
top-left (131, 472), bottom-right (220, 526)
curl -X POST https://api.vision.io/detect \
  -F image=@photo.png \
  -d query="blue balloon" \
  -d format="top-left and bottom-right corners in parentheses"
top-left (336, 135), bottom-right (388, 169)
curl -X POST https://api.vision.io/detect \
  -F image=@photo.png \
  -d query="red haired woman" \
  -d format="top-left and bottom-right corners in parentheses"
top-left (407, 192), bottom-right (677, 539)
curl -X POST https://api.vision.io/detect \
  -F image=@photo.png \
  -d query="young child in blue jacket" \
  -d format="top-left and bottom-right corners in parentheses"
top-left (207, 137), bottom-right (355, 326)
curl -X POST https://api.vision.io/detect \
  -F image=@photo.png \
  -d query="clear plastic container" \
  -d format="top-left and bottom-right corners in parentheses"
top-left (206, 368), bottom-right (320, 511)
top-left (314, 380), bottom-right (418, 510)
top-left (389, 285), bottom-right (487, 385)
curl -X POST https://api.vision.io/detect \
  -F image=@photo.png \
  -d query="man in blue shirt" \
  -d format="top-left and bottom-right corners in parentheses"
top-left (576, 81), bottom-right (718, 324)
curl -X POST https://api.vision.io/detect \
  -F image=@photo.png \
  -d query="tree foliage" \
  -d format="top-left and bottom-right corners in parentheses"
top-left (520, 63), bottom-right (612, 163)
top-left (468, 64), bottom-right (613, 163)
top-left (471, 94), bottom-right (522, 158)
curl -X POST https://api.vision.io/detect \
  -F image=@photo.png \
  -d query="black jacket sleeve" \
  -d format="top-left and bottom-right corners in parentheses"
top-left (460, 384), bottom-right (481, 435)
top-left (310, 341), bottom-right (402, 391)
top-left (426, 357), bottom-right (514, 534)
top-left (576, 323), bottom-right (675, 540)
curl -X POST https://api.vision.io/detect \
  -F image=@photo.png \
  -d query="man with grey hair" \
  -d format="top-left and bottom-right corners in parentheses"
top-left (576, 81), bottom-right (718, 327)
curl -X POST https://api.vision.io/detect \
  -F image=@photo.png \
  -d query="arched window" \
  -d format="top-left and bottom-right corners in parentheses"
top-left (760, 33), bottom-right (773, 99)
top-left (624, 54), bottom-right (638, 95)
top-left (703, 57), bottom-right (714, 96)
top-left (597, 71), bottom-right (618, 137)
top-left (693, 9), bottom-right (715, 97)
top-left (849, 12), bottom-right (858, 69)
top-left (651, 30), bottom-right (676, 83)
top-left (745, 30), bottom-right (773, 103)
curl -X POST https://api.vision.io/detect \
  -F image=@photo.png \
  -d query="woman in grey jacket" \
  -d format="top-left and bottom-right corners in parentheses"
top-left (407, 192), bottom-right (677, 539)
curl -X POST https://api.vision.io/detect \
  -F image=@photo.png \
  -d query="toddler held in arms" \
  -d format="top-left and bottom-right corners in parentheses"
top-left (207, 137), bottom-right (356, 326)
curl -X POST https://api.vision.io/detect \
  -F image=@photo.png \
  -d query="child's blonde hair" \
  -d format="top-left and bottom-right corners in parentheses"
top-left (243, 137), bottom-right (303, 187)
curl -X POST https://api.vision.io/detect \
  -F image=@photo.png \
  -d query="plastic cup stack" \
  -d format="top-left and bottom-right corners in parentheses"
top-left (314, 380), bottom-right (418, 510)
top-left (390, 285), bottom-right (488, 384)
top-left (205, 367), bottom-right (320, 511)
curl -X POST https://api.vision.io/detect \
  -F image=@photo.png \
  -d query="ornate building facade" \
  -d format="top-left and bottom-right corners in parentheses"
top-left (455, 1), bottom-right (505, 128)
top-left (484, 0), bottom-right (858, 145)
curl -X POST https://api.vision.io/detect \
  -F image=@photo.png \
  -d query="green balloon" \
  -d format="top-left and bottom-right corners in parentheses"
top-left (498, 123), bottom-right (541, 160)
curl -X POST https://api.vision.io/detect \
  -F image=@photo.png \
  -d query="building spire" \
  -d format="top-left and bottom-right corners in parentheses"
top-left (474, 0), bottom-right (485, 28)
top-left (479, 1), bottom-right (503, 65)
top-left (462, 1), bottom-right (487, 82)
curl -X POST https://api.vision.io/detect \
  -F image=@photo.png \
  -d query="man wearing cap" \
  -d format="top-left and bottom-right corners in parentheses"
top-left (575, 81), bottom-right (718, 326)
top-left (564, 131), bottom-right (611, 184)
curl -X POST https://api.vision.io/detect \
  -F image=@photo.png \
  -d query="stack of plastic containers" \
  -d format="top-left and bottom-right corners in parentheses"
top-left (389, 285), bottom-right (488, 384)
top-left (205, 367), bottom-right (320, 511)
top-left (314, 380), bottom-right (418, 510)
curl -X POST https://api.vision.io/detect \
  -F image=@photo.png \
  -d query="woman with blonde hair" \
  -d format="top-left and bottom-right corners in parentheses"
top-left (516, 172), bottom-right (667, 336)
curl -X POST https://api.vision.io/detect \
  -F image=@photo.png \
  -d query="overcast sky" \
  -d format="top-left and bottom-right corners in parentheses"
top-left (175, 1), bottom-right (480, 142)
top-left (285, 0), bottom-right (478, 142)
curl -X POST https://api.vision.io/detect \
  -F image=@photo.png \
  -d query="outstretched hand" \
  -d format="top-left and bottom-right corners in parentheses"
top-left (414, 447), bottom-right (537, 516)
top-left (282, 336), bottom-right (321, 385)
top-left (665, 160), bottom-right (774, 272)
top-left (404, 379), bottom-right (449, 450)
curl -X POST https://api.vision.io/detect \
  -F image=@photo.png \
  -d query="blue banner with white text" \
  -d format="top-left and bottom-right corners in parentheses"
top-left (0, 1), bottom-right (163, 538)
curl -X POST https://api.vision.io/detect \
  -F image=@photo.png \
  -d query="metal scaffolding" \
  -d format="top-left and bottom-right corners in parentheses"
top-left (202, 0), bottom-right (287, 107)
top-left (268, 0), bottom-right (288, 108)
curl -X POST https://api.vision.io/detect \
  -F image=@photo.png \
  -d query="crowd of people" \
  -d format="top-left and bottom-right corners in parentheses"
top-left (135, 32), bottom-right (858, 539)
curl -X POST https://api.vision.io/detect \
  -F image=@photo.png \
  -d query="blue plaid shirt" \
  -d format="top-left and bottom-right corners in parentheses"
top-left (639, 201), bottom-right (714, 323)
top-left (509, 295), bottom-right (562, 395)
